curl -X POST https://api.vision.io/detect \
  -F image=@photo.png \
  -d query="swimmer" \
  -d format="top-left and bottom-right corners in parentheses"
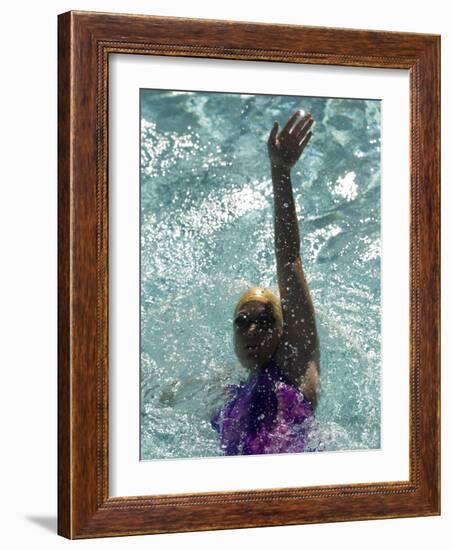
top-left (212, 111), bottom-right (320, 455)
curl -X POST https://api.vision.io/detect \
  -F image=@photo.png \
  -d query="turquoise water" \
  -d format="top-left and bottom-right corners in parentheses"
top-left (140, 89), bottom-right (381, 459)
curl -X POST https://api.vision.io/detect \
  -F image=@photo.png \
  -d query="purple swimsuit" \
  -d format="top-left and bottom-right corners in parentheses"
top-left (211, 359), bottom-right (315, 455)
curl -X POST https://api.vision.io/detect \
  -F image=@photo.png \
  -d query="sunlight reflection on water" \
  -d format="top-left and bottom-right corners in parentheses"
top-left (140, 90), bottom-right (381, 459)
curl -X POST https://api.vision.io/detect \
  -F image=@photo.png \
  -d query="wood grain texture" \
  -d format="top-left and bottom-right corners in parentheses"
top-left (57, 10), bottom-right (440, 539)
top-left (57, 10), bottom-right (72, 538)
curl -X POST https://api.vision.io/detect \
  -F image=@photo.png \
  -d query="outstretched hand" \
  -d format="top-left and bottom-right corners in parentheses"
top-left (268, 111), bottom-right (313, 171)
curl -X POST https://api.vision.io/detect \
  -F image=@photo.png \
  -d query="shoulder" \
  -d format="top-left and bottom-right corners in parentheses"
top-left (301, 360), bottom-right (320, 409)
top-left (273, 350), bottom-right (320, 408)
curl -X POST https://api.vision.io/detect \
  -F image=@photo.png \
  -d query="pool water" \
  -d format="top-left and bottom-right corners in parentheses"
top-left (140, 89), bottom-right (381, 459)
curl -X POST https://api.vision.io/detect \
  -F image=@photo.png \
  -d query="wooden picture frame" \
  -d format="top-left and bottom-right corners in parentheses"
top-left (58, 10), bottom-right (440, 539)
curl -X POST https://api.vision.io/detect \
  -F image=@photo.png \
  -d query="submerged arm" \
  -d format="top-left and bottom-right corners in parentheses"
top-left (268, 112), bottom-right (320, 406)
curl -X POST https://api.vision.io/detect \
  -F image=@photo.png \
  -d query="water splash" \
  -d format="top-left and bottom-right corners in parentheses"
top-left (140, 90), bottom-right (381, 459)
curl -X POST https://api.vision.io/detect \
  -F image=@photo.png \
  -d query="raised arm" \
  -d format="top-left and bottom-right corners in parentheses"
top-left (268, 111), bottom-right (320, 407)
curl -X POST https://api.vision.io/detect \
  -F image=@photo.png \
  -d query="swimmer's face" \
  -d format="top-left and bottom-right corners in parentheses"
top-left (233, 300), bottom-right (283, 371)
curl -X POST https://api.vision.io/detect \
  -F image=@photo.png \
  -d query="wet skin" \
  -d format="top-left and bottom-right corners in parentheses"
top-left (230, 110), bottom-right (319, 407)
top-left (233, 300), bottom-right (283, 372)
top-left (231, 110), bottom-right (320, 407)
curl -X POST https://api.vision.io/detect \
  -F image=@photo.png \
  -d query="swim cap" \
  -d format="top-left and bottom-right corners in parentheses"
top-left (234, 287), bottom-right (283, 326)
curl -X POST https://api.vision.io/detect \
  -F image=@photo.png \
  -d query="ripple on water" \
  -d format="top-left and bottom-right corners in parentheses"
top-left (139, 90), bottom-right (381, 459)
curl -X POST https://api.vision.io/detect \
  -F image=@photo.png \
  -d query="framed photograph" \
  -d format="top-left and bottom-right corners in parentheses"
top-left (58, 11), bottom-right (440, 539)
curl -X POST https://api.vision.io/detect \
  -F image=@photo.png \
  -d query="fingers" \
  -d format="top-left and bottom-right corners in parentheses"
top-left (283, 111), bottom-right (301, 135)
top-left (279, 111), bottom-right (302, 141)
top-left (279, 111), bottom-right (313, 143)
top-left (293, 115), bottom-right (314, 143)
top-left (298, 131), bottom-right (312, 153)
top-left (268, 121), bottom-right (279, 145)
top-left (291, 131), bottom-right (312, 166)
top-left (268, 112), bottom-right (313, 168)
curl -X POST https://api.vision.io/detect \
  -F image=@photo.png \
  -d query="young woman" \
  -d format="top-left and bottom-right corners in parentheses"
top-left (212, 111), bottom-right (320, 455)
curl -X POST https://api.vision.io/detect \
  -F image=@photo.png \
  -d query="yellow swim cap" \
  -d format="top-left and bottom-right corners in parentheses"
top-left (234, 287), bottom-right (283, 326)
